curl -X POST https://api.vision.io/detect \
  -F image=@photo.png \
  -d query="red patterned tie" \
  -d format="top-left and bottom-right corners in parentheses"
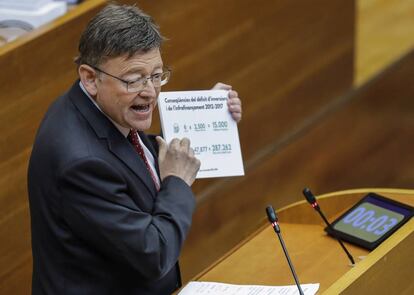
top-left (128, 130), bottom-right (160, 191)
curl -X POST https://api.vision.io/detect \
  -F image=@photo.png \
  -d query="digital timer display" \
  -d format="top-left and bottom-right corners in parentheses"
top-left (333, 203), bottom-right (403, 242)
top-left (326, 193), bottom-right (413, 250)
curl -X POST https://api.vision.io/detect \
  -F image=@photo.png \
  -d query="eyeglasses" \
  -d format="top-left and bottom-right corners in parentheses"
top-left (88, 64), bottom-right (171, 93)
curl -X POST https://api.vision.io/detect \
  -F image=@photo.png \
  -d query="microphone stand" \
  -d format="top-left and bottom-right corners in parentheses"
top-left (303, 188), bottom-right (355, 265)
top-left (267, 206), bottom-right (304, 295)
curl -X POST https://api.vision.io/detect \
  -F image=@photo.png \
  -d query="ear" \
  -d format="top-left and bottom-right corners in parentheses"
top-left (78, 64), bottom-right (98, 96)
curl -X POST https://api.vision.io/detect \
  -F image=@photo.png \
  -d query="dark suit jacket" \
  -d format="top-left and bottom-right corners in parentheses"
top-left (28, 81), bottom-right (196, 295)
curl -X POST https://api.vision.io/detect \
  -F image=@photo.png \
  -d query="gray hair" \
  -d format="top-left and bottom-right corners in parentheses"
top-left (75, 3), bottom-right (164, 66)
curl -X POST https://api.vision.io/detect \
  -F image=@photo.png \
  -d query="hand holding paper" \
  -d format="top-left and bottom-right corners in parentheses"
top-left (156, 136), bottom-right (201, 186)
top-left (211, 82), bottom-right (242, 123)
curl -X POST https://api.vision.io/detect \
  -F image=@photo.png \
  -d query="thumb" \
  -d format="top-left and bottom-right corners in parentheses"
top-left (212, 82), bottom-right (232, 91)
top-left (156, 136), bottom-right (167, 159)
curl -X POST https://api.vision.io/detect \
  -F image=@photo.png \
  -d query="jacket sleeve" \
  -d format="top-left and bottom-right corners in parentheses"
top-left (58, 156), bottom-right (195, 280)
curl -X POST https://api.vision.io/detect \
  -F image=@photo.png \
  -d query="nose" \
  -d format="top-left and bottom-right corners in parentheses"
top-left (139, 78), bottom-right (157, 99)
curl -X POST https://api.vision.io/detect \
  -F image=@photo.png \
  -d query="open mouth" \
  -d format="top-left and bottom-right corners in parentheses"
top-left (131, 104), bottom-right (150, 112)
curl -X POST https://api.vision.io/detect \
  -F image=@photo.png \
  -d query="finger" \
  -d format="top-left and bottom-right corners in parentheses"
top-left (228, 90), bottom-right (238, 99)
top-left (228, 103), bottom-right (242, 113)
top-left (180, 137), bottom-right (191, 152)
top-left (228, 105), bottom-right (242, 122)
top-left (231, 112), bottom-right (242, 123)
top-left (227, 96), bottom-right (241, 107)
top-left (156, 136), bottom-right (167, 158)
top-left (195, 158), bottom-right (201, 170)
top-left (189, 147), bottom-right (195, 157)
top-left (169, 138), bottom-right (180, 150)
top-left (212, 82), bottom-right (232, 91)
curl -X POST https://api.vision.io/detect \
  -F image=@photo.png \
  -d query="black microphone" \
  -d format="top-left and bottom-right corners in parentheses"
top-left (302, 188), bottom-right (355, 265)
top-left (266, 205), bottom-right (304, 295)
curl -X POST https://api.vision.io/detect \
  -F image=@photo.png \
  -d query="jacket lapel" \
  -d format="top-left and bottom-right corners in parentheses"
top-left (68, 81), bottom-right (157, 197)
top-left (107, 132), bottom-right (157, 196)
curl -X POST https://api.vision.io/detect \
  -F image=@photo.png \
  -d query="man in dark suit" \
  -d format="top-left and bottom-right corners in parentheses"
top-left (27, 3), bottom-right (242, 295)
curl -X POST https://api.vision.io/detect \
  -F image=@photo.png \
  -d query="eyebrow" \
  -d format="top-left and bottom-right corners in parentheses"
top-left (121, 64), bottom-right (164, 77)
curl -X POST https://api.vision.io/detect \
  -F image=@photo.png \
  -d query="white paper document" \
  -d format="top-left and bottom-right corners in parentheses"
top-left (158, 90), bottom-right (244, 178)
top-left (178, 281), bottom-right (320, 295)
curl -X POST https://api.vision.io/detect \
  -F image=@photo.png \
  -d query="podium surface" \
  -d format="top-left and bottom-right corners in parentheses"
top-left (191, 189), bottom-right (414, 294)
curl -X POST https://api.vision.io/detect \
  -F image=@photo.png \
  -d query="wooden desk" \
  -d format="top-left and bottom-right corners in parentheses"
top-left (191, 189), bottom-right (414, 294)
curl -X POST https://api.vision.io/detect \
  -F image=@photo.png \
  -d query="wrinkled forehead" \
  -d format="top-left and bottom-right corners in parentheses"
top-left (101, 48), bottom-right (164, 73)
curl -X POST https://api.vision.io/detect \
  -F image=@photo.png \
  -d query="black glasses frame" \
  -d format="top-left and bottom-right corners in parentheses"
top-left (87, 64), bottom-right (171, 92)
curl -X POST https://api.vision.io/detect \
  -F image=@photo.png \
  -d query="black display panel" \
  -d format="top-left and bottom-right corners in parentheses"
top-left (326, 193), bottom-right (413, 250)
